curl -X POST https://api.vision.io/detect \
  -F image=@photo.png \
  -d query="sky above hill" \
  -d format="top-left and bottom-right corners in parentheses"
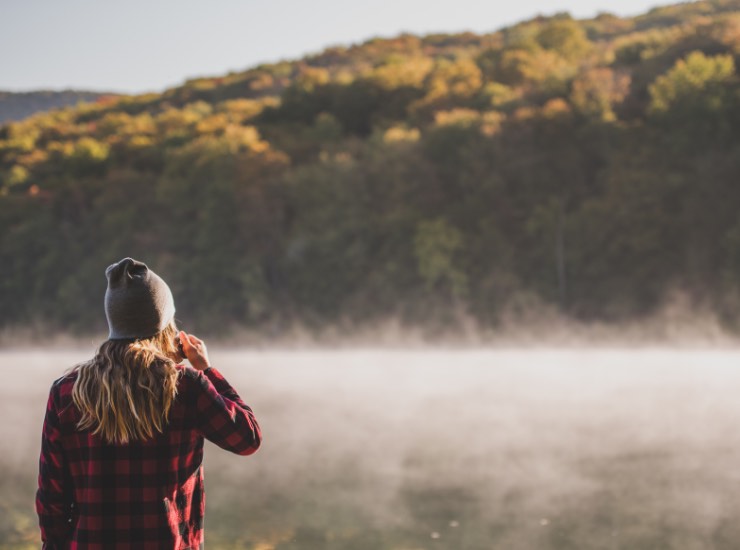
top-left (2, 0), bottom-right (664, 94)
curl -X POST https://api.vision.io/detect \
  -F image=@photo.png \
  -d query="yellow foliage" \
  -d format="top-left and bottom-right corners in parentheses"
top-left (370, 56), bottom-right (433, 89)
top-left (409, 58), bottom-right (483, 114)
top-left (434, 108), bottom-right (480, 127)
top-left (196, 114), bottom-right (230, 134)
top-left (184, 77), bottom-right (218, 91)
top-left (541, 98), bottom-right (572, 118)
top-left (7, 165), bottom-right (29, 186)
top-left (536, 18), bottom-right (592, 60)
top-left (130, 113), bottom-right (157, 135)
top-left (294, 67), bottom-right (330, 93)
top-left (649, 51), bottom-right (735, 113)
top-left (183, 101), bottom-right (213, 117)
top-left (71, 137), bottom-right (110, 162)
top-left (430, 107), bottom-right (503, 135)
top-left (333, 69), bottom-right (355, 85)
top-left (613, 27), bottom-right (687, 63)
top-left (499, 48), bottom-right (574, 91)
top-left (429, 58), bottom-right (483, 99)
top-left (126, 135), bottom-right (154, 149)
top-left (47, 140), bottom-right (74, 158)
top-left (224, 125), bottom-right (268, 152)
top-left (98, 112), bottom-right (158, 138)
top-left (247, 71), bottom-right (275, 91)
top-left (156, 108), bottom-right (201, 135)
top-left (173, 125), bottom-right (268, 166)
top-left (217, 98), bottom-right (277, 121)
top-left (481, 82), bottom-right (521, 108)
top-left (481, 110), bottom-right (505, 136)
top-left (382, 125), bottom-right (421, 143)
top-left (1, 121), bottom-right (39, 153)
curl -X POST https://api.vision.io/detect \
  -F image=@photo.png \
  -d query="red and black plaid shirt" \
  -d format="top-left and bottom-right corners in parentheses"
top-left (36, 365), bottom-right (261, 550)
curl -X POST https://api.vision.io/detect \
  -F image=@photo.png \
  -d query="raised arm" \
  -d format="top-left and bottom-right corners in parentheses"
top-left (181, 332), bottom-right (262, 455)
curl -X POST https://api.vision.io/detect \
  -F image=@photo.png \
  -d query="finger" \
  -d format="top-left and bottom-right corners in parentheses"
top-left (179, 331), bottom-right (190, 350)
top-left (183, 333), bottom-right (200, 356)
top-left (190, 335), bottom-right (206, 350)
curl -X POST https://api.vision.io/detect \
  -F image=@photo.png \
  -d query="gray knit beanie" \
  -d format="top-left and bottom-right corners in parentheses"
top-left (104, 258), bottom-right (176, 340)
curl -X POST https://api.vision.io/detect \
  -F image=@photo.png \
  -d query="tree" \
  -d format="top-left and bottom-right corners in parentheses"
top-left (570, 68), bottom-right (631, 121)
top-left (648, 51), bottom-right (737, 142)
top-left (413, 218), bottom-right (467, 299)
top-left (536, 18), bottom-right (592, 60)
top-left (649, 51), bottom-right (735, 114)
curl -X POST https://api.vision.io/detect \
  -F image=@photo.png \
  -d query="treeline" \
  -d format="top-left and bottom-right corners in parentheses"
top-left (0, 90), bottom-right (114, 124)
top-left (3, 1), bottom-right (740, 336)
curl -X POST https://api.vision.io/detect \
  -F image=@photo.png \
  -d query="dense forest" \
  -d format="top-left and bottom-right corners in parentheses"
top-left (3, 0), bottom-right (740, 337)
top-left (0, 90), bottom-right (114, 124)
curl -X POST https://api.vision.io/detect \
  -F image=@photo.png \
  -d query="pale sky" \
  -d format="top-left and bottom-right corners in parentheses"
top-left (1, 0), bottom-right (666, 94)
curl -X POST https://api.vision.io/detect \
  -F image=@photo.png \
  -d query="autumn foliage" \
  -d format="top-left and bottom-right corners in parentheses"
top-left (3, 3), bottom-right (740, 336)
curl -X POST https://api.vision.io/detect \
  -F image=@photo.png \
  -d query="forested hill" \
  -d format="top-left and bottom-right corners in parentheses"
top-left (0, 90), bottom-right (115, 124)
top-left (3, 1), bottom-right (740, 337)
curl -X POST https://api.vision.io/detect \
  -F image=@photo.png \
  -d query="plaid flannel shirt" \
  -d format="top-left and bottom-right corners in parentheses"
top-left (36, 365), bottom-right (261, 550)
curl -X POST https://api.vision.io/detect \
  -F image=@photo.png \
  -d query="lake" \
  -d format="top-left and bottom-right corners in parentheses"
top-left (4, 348), bottom-right (740, 549)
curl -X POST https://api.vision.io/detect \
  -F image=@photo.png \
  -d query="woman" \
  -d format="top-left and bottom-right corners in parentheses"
top-left (36, 258), bottom-right (261, 549)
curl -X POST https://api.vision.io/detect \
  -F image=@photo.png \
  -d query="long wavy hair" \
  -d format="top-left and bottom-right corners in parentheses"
top-left (71, 322), bottom-right (182, 444)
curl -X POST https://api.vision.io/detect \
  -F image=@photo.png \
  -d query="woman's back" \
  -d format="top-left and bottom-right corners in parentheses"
top-left (39, 362), bottom-right (260, 549)
top-left (36, 258), bottom-right (261, 549)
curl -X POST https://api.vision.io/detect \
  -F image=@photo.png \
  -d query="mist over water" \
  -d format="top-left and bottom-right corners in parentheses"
top-left (5, 348), bottom-right (740, 549)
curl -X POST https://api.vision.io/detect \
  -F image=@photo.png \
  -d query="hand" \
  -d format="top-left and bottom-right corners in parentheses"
top-left (178, 331), bottom-right (211, 371)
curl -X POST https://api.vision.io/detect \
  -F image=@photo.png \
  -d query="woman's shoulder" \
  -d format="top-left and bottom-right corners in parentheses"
top-left (175, 363), bottom-right (210, 389)
top-left (49, 369), bottom-right (78, 400)
top-left (43, 370), bottom-right (80, 421)
top-left (176, 363), bottom-right (200, 379)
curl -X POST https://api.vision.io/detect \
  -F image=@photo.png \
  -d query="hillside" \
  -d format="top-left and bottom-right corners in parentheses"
top-left (3, 0), bottom-right (740, 336)
top-left (0, 90), bottom-right (116, 124)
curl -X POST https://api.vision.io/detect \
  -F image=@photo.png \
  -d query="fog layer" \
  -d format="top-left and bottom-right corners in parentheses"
top-left (4, 349), bottom-right (740, 549)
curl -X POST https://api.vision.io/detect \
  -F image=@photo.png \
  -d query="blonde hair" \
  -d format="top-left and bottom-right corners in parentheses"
top-left (71, 322), bottom-right (181, 444)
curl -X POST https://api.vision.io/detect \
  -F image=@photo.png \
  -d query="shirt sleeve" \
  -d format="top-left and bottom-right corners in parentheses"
top-left (191, 367), bottom-right (262, 455)
top-left (36, 385), bottom-right (75, 549)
